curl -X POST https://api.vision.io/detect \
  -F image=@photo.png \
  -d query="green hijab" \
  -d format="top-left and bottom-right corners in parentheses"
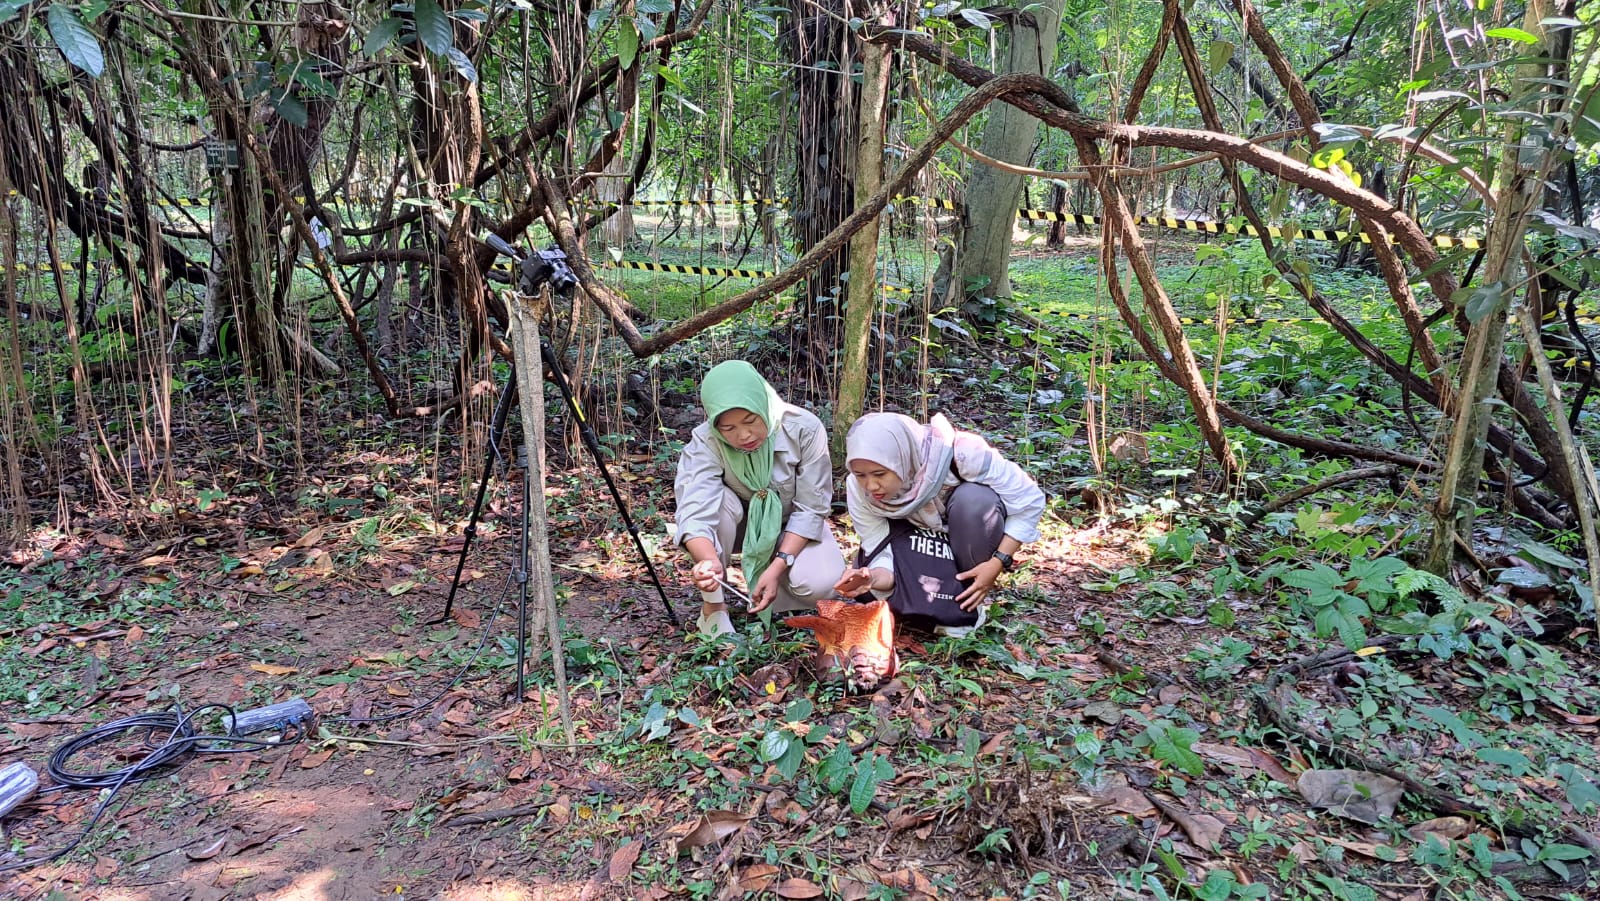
top-left (700, 361), bottom-right (786, 586)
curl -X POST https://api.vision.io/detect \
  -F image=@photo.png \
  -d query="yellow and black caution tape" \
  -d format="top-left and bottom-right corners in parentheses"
top-left (3, 187), bottom-right (1491, 248)
top-left (1015, 208), bottom-right (1483, 250)
top-left (604, 259), bottom-right (775, 279)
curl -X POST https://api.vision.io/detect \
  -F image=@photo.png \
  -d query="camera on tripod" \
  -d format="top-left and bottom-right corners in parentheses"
top-left (485, 234), bottom-right (577, 298)
top-left (517, 248), bottom-right (577, 298)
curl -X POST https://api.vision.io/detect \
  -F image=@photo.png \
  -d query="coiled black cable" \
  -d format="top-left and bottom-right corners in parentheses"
top-left (0, 704), bottom-right (301, 873)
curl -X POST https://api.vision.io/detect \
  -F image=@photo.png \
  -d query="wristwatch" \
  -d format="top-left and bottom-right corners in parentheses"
top-left (991, 551), bottom-right (1015, 572)
top-left (773, 550), bottom-right (797, 568)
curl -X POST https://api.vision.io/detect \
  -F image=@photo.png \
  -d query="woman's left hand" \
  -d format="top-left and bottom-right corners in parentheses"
top-left (750, 564), bottom-right (787, 613)
top-left (955, 558), bottom-right (1004, 611)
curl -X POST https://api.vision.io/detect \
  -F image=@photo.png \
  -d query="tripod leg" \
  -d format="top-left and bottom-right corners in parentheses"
top-left (540, 339), bottom-right (683, 629)
top-left (515, 446), bottom-right (530, 703)
top-left (428, 370), bottom-right (519, 626)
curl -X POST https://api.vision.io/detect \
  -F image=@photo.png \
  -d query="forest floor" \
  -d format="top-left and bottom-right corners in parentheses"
top-left (4, 242), bottom-right (1600, 899)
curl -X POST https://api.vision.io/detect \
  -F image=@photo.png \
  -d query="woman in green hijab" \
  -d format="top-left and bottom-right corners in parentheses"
top-left (673, 361), bottom-right (846, 635)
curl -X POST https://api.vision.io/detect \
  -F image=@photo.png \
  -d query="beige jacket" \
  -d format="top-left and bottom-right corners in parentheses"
top-left (673, 402), bottom-right (833, 546)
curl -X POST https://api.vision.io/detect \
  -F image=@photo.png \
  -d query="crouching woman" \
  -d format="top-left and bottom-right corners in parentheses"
top-left (834, 412), bottom-right (1045, 636)
top-left (673, 361), bottom-right (847, 635)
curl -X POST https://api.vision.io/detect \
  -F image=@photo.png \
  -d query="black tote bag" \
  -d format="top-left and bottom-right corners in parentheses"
top-left (858, 519), bottom-right (977, 630)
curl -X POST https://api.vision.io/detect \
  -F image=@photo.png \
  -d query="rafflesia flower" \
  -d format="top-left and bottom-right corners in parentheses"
top-left (783, 599), bottom-right (899, 693)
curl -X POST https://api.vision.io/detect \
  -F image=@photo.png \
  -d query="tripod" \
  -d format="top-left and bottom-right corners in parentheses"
top-left (431, 237), bottom-right (682, 699)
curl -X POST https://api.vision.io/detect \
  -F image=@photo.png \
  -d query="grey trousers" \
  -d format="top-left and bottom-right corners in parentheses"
top-left (707, 486), bottom-right (846, 613)
top-left (947, 482), bottom-right (1008, 572)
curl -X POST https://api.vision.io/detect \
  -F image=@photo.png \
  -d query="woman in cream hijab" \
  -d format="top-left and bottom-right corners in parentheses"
top-left (673, 361), bottom-right (846, 635)
top-left (834, 412), bottom-right (1045, 633)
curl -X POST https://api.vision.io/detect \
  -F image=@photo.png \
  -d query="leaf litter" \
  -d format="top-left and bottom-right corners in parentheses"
top-left (2, 390), bottom-right (1597, 899)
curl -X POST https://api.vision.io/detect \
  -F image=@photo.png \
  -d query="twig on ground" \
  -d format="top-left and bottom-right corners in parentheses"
top-left (1239, 465), bottom-right (1399, 528)
top-left (445, 801), bottom-right (556, 827)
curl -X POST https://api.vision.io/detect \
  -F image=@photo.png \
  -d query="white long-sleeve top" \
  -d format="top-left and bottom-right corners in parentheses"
top-left (849, 437), bottom-right (1045, 574)
top-left (673, 402), bottom-right (833, 546)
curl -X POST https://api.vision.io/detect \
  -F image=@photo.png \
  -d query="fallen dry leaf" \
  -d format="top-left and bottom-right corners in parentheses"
top-left (1297, 769), bottom-right (1404, 824)
top-left (1244, 746), bottom-right (1298, 785)
top-left (93, 532), bottom-right (126, 550)
top-left (879, 868), bottom-right (937, 897)
top-left (773, 877), bottom-right (825, 899)
top-left (736, 864), bottom-right (779, 894)
top-left (294, 526), bottom-right (327, 548)
top-left (299, 750), bottom-right (334, 769)
top-left (670, 810), bottom-right (753, 853)
top-left (25, 639), bottom-right (57, 657)
top-left (607, 841), bottom-right (642, 882)
top-left (835, 876), bottom-right (873, 901)
top-left (888, 810), bottom-right (936, 833)
top-left (1407, 816), bottom-right (1474, 841)
top-left (125, 625), bottom-right (145, 645)
top-left (1149, 795), bottom-right (1226, 849)
top-left (250, 663), bottom-right (299, 676)
top-left (977, 732), bottom-right (1006, 758)
top-left (1090, 780), bottom-right (1156, 817)
top-left (1193, 741), bottom-right (1256, 771)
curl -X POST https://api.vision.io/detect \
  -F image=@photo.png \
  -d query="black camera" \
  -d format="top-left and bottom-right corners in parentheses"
top-left (517, 248), bottom-right (578, 298)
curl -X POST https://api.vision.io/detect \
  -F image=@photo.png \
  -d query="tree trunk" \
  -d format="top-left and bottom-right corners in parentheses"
top-left (938, 0), bottom-right (1066, 307)
top-left (784, 0), bottom-right (857, 354)
top-left (598, 150), bottom-right (637, 247)
top-left (1424, 0), bottom-right (1550, 573)
top-left (834, 29), bottom-right (892, 463)
top-left (0, 175), bottom-right (31, 536)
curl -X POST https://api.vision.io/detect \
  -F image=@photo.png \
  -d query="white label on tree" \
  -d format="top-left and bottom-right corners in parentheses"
top-left (309, 217), bottom-right (332, 249)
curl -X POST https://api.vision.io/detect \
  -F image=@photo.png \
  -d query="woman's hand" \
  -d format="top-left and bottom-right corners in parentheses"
top-left (688, 557), bottom-right (725, 593)
top-left (750, 564), bottom-right (786, 613)
top-left (833, 567), bottom-right (876, 599)
top-left (955, 558), bottom-right (1004, 610)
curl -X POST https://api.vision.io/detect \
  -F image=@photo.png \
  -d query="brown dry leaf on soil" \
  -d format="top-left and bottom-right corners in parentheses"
top-left (878, 868), bottom-right (938, 898)
top-left (667, 810), bottom-right (753, 854)
top-left (93, 532), bottom-right (126, 550)
top-left (1089, 774), bottom-right (1157, 817)
top-left (1296, 769), bottom-right (1404, 824)
top-left (1408, 816), bottom-right (1475, 841)
top-left (1149, 795), bottom-right (1226, 849)
top-left (773, 877), bottom-right (825, 899)
top-left (249, 662), bottom-right (299, 676)
top-left (1193, 741), bottom-right (1297, 785)
top-left (607, 840), bottom-right (643, 882)
top-left (835, 875), bottom-right (874, 901)
top-left (733, 864), bottom-right (779, 895)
